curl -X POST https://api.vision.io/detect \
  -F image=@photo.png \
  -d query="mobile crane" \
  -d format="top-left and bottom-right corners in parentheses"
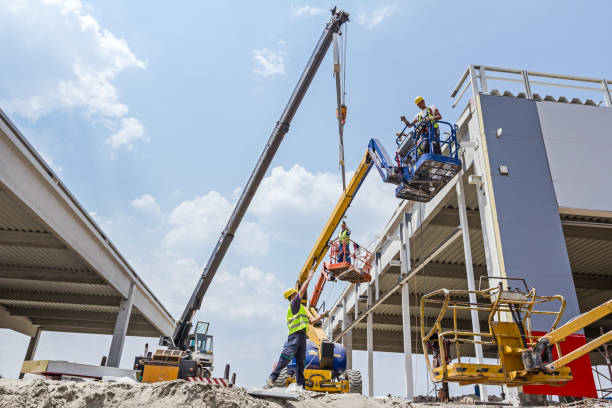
top-left (134, 7), bottom-right (350, 383)
top-left (420, 282), bottom-right (612, 387)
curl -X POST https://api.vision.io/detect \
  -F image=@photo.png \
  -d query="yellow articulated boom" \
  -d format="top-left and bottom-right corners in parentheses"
top-left (420, 284), bottom-right (611, 387)
top-left (276, 152), bottom-right (373, 394)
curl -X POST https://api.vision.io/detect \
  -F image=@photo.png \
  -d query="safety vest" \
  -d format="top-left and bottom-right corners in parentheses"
top-left (339, 229), bottom-right (350, 244)
top-left (416, 107), bottom-right (438, 129)
top-left (287, 303), bottom-right (309, 335)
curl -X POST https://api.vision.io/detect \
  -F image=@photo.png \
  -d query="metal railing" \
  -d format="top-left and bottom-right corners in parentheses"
top-left (451, 64), bottom-right (612, 109)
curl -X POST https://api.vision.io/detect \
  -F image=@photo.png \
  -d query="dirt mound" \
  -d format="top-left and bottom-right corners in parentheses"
top-left (0, 378), bottom-right (411, 408)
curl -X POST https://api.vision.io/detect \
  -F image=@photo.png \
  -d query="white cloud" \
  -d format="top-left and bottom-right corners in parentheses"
top-left (0, 0), bottom-right (147, 149)
top-left (105, 117), bottom-right (148, 150)
top-left (205, 266), bottom-right (285, 322)
top-left (130, 194), bottom-right (162, 216)
top-left (163, 190), bottom-right (270, 255)
top-left (252, 49), bottom-right (286, 78)
top-left (251, 165), bottom-right (338, 217)
top-left (291, 5), bottom-right (327, 17)
top-left (357, 5), bottom-right (397, 29)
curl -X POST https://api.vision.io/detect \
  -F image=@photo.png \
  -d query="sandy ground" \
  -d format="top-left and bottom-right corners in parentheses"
top-left (0, 378), bottom-right (416, 408)
top-left (2, 379), bottom-right (610, 408)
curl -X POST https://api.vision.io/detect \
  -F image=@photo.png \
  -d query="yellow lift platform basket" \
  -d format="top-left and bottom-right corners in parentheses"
top-left (420, 284), bottom-right (612, 387)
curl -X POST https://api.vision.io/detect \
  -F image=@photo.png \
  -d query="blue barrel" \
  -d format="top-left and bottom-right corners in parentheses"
top-left (287, 340), bottom-right (346, 375)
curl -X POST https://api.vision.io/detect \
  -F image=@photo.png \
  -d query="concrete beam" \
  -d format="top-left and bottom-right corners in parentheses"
top-left (0, 265), bottom-right (103, 284)
top-left (0, 289), bottom-right (120, 306)
top-left (0, 304), bottom-right (38, 337)
top-left (562, 221), bottom-right (612, 241)
top-left (28, 318), bottom-right (150, 331)
top-left (0, 230), bottom-right (66, 249)
top-left (42, 326), bottom-right (158, 337)
top-left (7, 308), bottom-right (148, 324)
top-left (573, 274), bottom-right (612, 290)
top-left (385, 261), bottom-right (487, 280)
top-left (431, 208), bottom-right (481, 229)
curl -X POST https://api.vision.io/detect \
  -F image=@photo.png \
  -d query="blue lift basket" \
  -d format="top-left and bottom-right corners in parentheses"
top-left (368, 120), bottom-right (462, 202)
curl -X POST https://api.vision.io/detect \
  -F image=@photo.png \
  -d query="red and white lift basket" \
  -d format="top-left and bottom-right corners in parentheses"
top-left (323, 238), bottom-right (372, 284)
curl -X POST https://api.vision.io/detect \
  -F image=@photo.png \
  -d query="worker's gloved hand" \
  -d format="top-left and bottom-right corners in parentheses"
top-left (400, 115), bottom-right (408, 123)
top-left (319, 311), bottom-right (330, 318)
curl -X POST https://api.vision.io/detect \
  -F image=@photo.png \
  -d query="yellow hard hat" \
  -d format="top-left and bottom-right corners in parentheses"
top-left (414, 96), bottom-right (424, 105)
top-left (284, 288), bottom-right (297, 299)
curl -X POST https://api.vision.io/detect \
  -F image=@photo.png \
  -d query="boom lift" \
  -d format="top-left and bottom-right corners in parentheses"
top-left (274, 153), bottom-right (375, 393)
top-left (420, 282), bottom-right (612, 387)
top-left (134, 7), bottom-right (350, 383)
top-left (272, 118), bottom-right (464, 391)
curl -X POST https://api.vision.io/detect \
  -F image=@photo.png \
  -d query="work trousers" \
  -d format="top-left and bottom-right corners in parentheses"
top-left (338, 243), bottom-right (351, 263)
top-left (270, 330), bottom-right (307, 387)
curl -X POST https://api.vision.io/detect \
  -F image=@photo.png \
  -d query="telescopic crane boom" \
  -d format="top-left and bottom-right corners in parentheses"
top-left (166, 7), bottom-right (350, 351)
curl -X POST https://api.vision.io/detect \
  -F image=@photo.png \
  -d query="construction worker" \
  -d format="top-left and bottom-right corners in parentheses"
top-left (265, 269), bottom-right (324, 389)
top-left (399, 96), bottom-right (442, 156)
top-left (338, 221), bottom-right (351, 263)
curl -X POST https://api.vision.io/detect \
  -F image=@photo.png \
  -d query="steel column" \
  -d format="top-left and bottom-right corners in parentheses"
top-left (468, 65), bottom-right (480, 96)
top-left (456, 175), bottom-right (488, 402)
top-left (107, 283), bottom-right (134, 367)
top-left (401, 283), bottom-right (414, 399)
top-left (479, 66), bottom-right (489, 94)
top-left (19, 326), bottom-right (41, 379)
top-left (602, 80), bottom-right (612, 107)
top-left (374, 252), bottom-right (381, 301)
top-left (367, 285), bottom-right (374, 397)
top-left (399, 213), bottom-right (414, 399)
top-left (342, 297), bottom-right (352, 370)
top-left (521, 70), bottom-right (533, 99)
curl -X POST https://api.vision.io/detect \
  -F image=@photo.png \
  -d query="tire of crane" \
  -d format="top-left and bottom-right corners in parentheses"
top-left (345, 369), bottom-right (362, 394)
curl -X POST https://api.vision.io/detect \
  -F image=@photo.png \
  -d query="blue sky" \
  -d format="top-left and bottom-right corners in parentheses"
top-left (1, 0), bottom-right (611, 397)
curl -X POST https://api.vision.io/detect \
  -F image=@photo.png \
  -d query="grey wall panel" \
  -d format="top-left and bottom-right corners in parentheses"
top-left (536, 102), bottom-right (612, 213)
top-left (479, 94), bottom-right (581, 327)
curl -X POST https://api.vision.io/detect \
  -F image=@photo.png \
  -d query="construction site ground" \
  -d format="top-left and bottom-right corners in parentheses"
top-left (1, 379), bottom-right (610, 408)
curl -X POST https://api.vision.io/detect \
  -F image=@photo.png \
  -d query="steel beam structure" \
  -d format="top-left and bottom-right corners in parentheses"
top-left (18, 326), bottom-right (41, 379)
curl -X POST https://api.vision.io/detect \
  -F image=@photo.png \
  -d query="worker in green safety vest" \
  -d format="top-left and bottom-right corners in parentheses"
top-left (400, 96), bottom-right (442, 156)
top-left (338, 221), bottom-right (351, 263)
top-left (265, 269), bottom-right (325, 389)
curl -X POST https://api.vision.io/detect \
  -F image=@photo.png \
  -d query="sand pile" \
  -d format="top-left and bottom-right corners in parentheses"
top-left (0, 378), bottom-right (413, 408)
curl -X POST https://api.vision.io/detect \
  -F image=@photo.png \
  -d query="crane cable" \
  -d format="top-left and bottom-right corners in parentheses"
top-left (334, 24), bottom-right (348, 191)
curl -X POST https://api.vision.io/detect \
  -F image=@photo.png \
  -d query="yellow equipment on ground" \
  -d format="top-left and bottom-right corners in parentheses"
top-left (420, 283), bottom-right (612, 387)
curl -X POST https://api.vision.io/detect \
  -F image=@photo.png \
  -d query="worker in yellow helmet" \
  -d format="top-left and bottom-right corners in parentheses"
top-left (399, 96), bottom-right (442, 156)
top-left (338, 221), bottom-right (351, 263)
top-left (264, 269), bottom-right (325, 389)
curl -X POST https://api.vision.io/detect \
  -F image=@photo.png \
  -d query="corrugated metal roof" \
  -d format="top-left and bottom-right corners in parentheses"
top-left (566, 237), bottom-right (612, 277)
top-left (0, 176), bottom-right (166, 337)
top-left (0, 299), bottom-right (119, 313)
top-left (0, 246), bottom-right (88, 269)
top-left (0, 278), bottom-right (115, 296)
top-left (0, 189), bottom-right (47, 231)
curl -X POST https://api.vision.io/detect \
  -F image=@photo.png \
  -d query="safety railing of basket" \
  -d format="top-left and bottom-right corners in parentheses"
top-left (419, 286), bottom-right (566, 381)
top-left (395, 120), bottom-right (460, 176)
top-left (410, 120), bottom-right (459, 158)
top-left (329, 238), bottom-right (372, 274)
